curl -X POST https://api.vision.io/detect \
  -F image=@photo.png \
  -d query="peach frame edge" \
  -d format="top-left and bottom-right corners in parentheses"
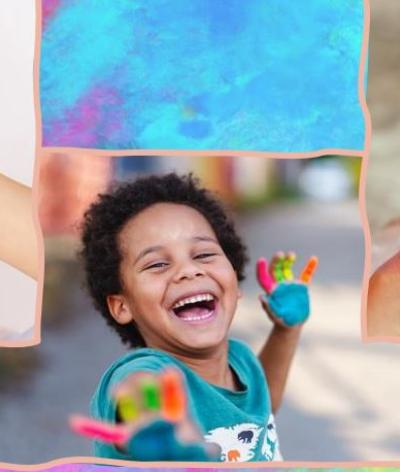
top-left (3, 1), bottom-right (397, 468)
top-left (2, 456), bottom-right (400, 470)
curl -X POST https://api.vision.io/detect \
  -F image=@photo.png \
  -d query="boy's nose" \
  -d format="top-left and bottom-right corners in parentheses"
top-left (173, 261), bottom-right (205, 282)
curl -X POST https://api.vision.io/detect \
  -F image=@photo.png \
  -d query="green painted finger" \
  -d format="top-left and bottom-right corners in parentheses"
top-left (283, 252), bottom-right (296, 281)
top-left (117, 395), bottom-right (139, 422)
top-left (140, 379), bottom-right (162, 411)
top-left (271, 252), bottom-right (285, 282)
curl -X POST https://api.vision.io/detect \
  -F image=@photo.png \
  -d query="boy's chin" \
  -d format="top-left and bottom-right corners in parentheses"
top-left (177, 330), bottom-right (229, 353)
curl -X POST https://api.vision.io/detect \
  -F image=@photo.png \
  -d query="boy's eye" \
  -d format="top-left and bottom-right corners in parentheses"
top-left (195, 252), bottom-right (217, 260)
top-left (144, 261), bottom-right (168, 270)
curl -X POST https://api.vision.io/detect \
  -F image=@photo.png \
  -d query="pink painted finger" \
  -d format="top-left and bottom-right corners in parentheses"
top-left (299, 256), bottom-right (319, 284)
top-left (256, 258), bottom-right (275, 294)
top-left (69, 415), bottom-right (129, 445)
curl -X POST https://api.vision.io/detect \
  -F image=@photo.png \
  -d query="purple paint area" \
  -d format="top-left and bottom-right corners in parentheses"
top-left (42, 0), bottom-right (63, 29)
top-left (0, 467), bottom-right (241, 472)
top-left (40, 0), bottom-right (365, 151)
top-left (44, 84), bottom-right (127, 148)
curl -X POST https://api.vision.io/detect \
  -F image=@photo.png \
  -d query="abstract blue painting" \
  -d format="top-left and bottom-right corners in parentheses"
top-left (40, 0), bottom-right (366, 151)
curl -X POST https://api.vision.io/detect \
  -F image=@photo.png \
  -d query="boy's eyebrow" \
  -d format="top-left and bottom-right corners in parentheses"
top-left (192, 236), bottom-right (219, 244)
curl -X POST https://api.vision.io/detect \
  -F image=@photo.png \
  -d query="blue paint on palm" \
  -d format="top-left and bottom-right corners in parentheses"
top-left (267, 283), bottom-right (310, 326)
top-left (126, 419), bottom-right (213, 461)
top-left (41, 0), bottom-right (365, 150)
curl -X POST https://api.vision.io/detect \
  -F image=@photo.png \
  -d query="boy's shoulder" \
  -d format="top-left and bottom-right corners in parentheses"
top-left (228, 338), bottom-right (266, 386)
top-left (95, 339), bottom-right (258, 393)
top-left (98, 339), bottom-right (258, 387)
top-left (229, 337), bottom-right (254, 354)
top-left (228, 337), bottom-right (258, 365)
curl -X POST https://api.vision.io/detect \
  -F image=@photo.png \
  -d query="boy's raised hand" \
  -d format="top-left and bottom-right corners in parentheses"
top-left (256, 252), bottom-right (318, 327)
top-left (70, 368), bottom-right (219, 461)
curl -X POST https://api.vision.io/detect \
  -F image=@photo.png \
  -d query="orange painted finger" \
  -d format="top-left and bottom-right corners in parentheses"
top-left (299, 256), bottom-right (319, 283)
top-left (160, 369), bottom-right (186, 423)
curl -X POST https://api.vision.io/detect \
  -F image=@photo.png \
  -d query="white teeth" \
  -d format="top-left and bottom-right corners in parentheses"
top-left (172, 293), bottom-right (214, 310)
top-left (180, 312), bottom-right (214, 322)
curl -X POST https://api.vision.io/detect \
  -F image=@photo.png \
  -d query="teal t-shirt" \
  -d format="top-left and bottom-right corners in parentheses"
top-left (91, 338), bottom-right (281, 462)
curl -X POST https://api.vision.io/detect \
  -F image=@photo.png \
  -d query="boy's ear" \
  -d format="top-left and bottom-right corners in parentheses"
top-left (106, 294), bottom-right (134, 325)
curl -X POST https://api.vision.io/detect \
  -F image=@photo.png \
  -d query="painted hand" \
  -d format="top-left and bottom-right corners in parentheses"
top-left (70, 368), bottom-right (219, 461)
top-left (256, 252), bottom-right (318, 327)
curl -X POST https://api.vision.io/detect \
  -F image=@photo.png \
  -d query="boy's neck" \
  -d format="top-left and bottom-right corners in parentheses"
top-left (171, 342), bottom-right (238, 391)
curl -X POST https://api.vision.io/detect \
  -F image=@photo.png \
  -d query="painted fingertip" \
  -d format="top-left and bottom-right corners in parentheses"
top-left (310, 255), bottom-right (319, 267)
top-left (282, 253), bottom-right (295, 280)
top-left (256, 258), bottom-right (266, 272)
top-left (69, 415), bottom-right (129, 445)
top-left (306, 256), bottom-right (319, 274)
top-left (140, 379), bottom-right (161, 411)
top-left (117, 394), bottom-right (139, 422)
top-left (300, 256), bottom-right (319, 283)
top-left (256, 258), bottom-right (274, 293)
top-left (160, 369), bottom-right (186, 422)
top-left (274, 251), bottom-right (285, 260)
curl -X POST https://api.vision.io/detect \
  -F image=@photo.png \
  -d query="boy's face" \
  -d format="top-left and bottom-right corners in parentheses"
top-left (107, 202), bottom-right (240, 355)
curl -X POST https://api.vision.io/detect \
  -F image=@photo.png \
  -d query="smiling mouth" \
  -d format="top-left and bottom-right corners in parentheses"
top-left (171, 293), bottom-right (217, 322)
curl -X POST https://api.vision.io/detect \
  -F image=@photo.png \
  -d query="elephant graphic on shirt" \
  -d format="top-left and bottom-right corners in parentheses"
top-left (204, 423), bottom-right (263, 462)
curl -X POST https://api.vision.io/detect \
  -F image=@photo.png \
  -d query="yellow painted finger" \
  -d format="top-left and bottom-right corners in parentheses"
top-left (113, 371), bottom-right (158, 421)
top-left (282, 251), bottom-right (296, 281)
top-left (117, 394), bottom-right (139, 422)
top-left (299, 256), bottom-right (319, 283)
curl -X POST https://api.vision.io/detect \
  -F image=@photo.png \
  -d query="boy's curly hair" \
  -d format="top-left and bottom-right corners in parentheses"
top-left (80, 172), bottom-right (248, 348)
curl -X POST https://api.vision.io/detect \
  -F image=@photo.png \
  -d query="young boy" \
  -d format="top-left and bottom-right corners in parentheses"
top-left (80, 172), bottom-right (314, 462)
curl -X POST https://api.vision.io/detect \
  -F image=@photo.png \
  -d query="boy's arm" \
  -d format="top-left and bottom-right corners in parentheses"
top-left (0, 173), bottom-right (37, 279)
top-left (258, 324), bottom-right (302, 413)
top-left (256, 253), bottom-right (317, 414)
top-left (77, 368), bottom-right (219, 461)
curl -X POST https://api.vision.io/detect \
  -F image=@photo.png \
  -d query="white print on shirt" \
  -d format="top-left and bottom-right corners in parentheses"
top-left (262, 414), bottom-right (282, 460)
top-left (204, 423), bottom-right (263, 462)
